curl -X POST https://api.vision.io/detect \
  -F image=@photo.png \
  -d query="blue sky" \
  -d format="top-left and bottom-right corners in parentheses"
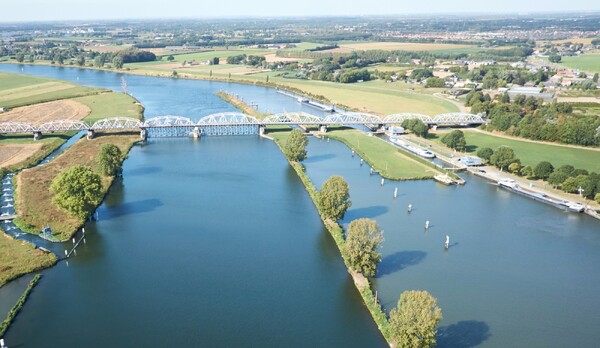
top-left (2, 0), bottom-right (599, 22)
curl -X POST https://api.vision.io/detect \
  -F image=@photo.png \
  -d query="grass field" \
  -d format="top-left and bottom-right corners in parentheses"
top-left (431, 130), bottom-right (600, 173)
top-left (15, 133), bottom-right (139, 241)
top-left (560, 53), bottom-right (600, 73)
top-left (0, 72), bottom-right (100, 108)
top-left (75, 92), bottom-right (144, 122)
top-left (0, 232), bottom-right (56, 287)
top-left (332, 42), bottom-right (475, 52)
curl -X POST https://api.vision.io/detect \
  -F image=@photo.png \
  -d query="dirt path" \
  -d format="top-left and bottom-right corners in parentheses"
top-left (0, 99), bottom-right (91, 126)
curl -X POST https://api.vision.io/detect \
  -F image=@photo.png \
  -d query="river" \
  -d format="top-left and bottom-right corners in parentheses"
top-left (1, 64), bottom-right (600, 347)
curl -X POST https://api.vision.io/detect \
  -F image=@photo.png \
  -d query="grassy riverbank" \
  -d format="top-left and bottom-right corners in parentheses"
top-left (0, 274), bottom-right (41, 338)
top-left (270, 130), bottom-right (392, 343)
top-left (325, 129), bottom-right (437, 180)
top-left (0, 232), bottom-right (56, 287)
top-left (215, 91), bottom-right (268, 119)
top-left (430, 129), bottom-right (600, 173)
top-left (14, 132), bottom-right (139, 241)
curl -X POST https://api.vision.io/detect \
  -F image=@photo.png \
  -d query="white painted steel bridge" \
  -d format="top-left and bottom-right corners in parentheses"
top-left (0, 112), bottom-right (485, 139)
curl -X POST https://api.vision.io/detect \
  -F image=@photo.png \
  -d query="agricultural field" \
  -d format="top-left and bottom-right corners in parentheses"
top-left (0, 72), bottom-right (99, 108)
top-left (75, 92), bottom-right (144, 122)
top-left (330, 41), bottom-right (475, 52)
top-left (0, 99), bottom-right (90, 125)
top-left (431, 129), bottom-right (600, 173)
top-left (560, 53), bottom-right (600, 73)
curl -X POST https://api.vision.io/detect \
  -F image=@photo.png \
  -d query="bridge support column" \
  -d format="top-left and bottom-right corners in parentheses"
top-left (140, 128), bottom-right (147, 141)
top-left (33, 131), bottom-right (42, 141)
top-left (87, 129), bottom-right (95, 140)
top-left (192, 127), bottom-right (201, 139)
top-left (319, 125), bottom-right (327, 133)
top-left (378, 124), bottom-right (386, 132)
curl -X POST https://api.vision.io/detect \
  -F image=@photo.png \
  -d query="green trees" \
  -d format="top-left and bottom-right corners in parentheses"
top-left (167, 55), bottom-right (175, 61)
top-left (50, 165), bottom-right (103, 219)
top-left (112, 56), bottom-right (124, 69)
top-left (15, 53), bottom-right (25, 63)
top-left (342, 218), bottom-right (383, 277)
top-left (76, 54), bottom-right (85, 67)
top-left (318, 176), bottom-right (351, 221)
top-left (401, 119), bottom-right (429, 138)
top-left (94, 55), bottom-right (106, 68)
top-left (283, 129), bottom-right (308, 162)
top-left (548, 55), bottom-right (562, 63)
top-left (212, 57), bottom-right (219, 65)
top-left (425, 77), bottom-right (445, 88)
top-left (476, 147), bottom-right (494, 162)
top-left (533, 161), bottom-right (554, 180)
top-left (441, 130), bottom-right (467, 151)
top-left (97, 144), bottom-right (124, 176)
top-left (389, 290), bottom-right (443, 348)
top-left (489, 146), bottom-right (517, 170)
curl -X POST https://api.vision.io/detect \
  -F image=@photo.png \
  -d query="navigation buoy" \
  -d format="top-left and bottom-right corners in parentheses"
top-left (425, 220), bottom-right (430, 229)
top-left (381, 178), bottom-right (385, 186)
top-left (351, 150), bottom-right (355, 157)
top-left (445, 235), bottom-right (450, 249)
top-left (408, 204), bottom-right (412, 213)
top-left (370, 168), bottom-right (374, 175)
top-left (360, 158), bottom-right (364, 166)
top-left (394, 188), bottom-right (398, 199)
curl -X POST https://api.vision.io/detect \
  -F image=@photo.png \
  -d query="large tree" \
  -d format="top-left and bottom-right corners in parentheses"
top-left (343, 218), bottom-right (383, 277)
top-left (533, 161), bottom-right (554, 180)
top-left (283, 129), bottom-right (308, 162)
top-left (441, 130), bottom-right (467, 151)
top-left (389, 290), bottom-right (443, 348)
top-left (51, 165), bottom-right (103, 219)
top-left (318, 176), bottom-right (351, 221)
top-left (97, 143), bottom-right (124, 176)
top-left (490, 146), bottom-right (517, 170)
top-left (476, 147), bottom-right (494, 162)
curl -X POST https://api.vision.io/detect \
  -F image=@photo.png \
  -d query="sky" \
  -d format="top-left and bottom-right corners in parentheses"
top-left (1, 0), bottom-right (600, 22)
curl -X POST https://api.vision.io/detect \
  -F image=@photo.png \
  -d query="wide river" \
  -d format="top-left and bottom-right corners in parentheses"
top-left (1, 64), bottom-right (600, 347)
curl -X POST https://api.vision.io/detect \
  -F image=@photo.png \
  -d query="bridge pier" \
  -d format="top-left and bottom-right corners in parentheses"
top-left (140, 128), bottom-right (147, 141)
top-left (378, 124), bottom-right (386, 132)
top-left (192, 127), bottom-right (201, 139)
top-left (33, 131), bottom-right (42, 141)
top-left (87, 129), bottom-right (95, 140)
top-left (259, 126), bottom-right (266, 136)
top-left (319, 125), bottom-right (327, 133)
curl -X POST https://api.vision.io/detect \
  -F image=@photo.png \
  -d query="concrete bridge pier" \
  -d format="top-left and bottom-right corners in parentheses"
top-left (140, 128), bottom-right (147, 141)
top-left (259, 126), bottom-right (266, 136)
top-left (319, 125), bottom-right (327, 133)
top-left (33, 131), bottom-right (42, 141)
top-left (378, 124), bottom-right (386, 132)
top-left (87, 129), bottom-right (95, 140)
top-left (192, 127), bottom-right (201, 139)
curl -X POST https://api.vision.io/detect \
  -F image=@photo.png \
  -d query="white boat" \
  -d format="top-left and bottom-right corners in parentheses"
top-left (497, 178), bottom-right (517, 189)
top-left (389, 136), bottom-right (436, 159)
top-left (566, 202), bottom-right (584, 213)
top-left (297, 97), bottom-right (309, 103)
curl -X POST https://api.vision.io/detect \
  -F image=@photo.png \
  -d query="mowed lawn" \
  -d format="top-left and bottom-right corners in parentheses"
top-left (0, 72), bottom-right (99, 108)
top-left (561, 53), bottom-right (600, 73)
top-left (75, 92), bottom-right (144, 122)
top-left (433, 130), bottom-right (600, 173)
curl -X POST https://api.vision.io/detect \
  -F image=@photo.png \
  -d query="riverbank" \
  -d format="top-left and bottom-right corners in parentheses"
top-left (0, 274), bottom-right (41, 338)
top-left (0, 232), bottom-right (55, 287)
top-left (215, 91), bottom-right (267, 119)
top-left (270, 131), bottom-right (392, 344)
top-left (14, 132), bottom-right (140, 241)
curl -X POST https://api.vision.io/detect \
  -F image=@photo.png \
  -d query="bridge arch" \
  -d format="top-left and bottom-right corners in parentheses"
top-left (39, 119), bottom-right (89, 132)
top-left (0, 122), bottom-right (36, 134)
top-left (384, 113), bottom-right (434, 124)
top-left (198, 112), bottom-right (259, 125)
top-left (143, 115), bottom-right (195, 127)
top-left (433, 113), bottom-right (485, 125)
top-left (264, 112), bottom-right (324, 124)
top-left (92, 117), bottom-right (143, 130)
top-left (324, 112), bottom-right (381, 125)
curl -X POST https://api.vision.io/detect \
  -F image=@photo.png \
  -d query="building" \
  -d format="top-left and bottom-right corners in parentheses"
top-left (507, 86), bottom-right (554, 102)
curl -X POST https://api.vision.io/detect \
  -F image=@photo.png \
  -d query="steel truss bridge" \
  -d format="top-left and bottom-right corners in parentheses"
top-left (0, 112), bottom-right (485, 139)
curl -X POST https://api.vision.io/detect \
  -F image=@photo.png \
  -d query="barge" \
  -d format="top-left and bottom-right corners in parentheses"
top-left (497, 179), bottom-right (584, 213)
top-left (389, 136), bottom-right (436, 159)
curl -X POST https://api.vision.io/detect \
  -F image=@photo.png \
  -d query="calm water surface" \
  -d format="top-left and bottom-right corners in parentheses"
top-left (1, 64), bottom-right (599, 347)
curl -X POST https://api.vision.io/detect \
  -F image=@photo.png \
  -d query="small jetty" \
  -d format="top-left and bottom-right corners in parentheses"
top-left (434, 173), bottom-right (464, 185)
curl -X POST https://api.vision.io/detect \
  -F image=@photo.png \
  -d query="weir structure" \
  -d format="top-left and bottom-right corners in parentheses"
top-left (0, 111), bottom-right (485, 139)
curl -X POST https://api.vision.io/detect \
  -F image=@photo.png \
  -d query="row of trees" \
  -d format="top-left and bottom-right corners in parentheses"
top-left (51, 144), bottom-right (123, 219)
top-left (466, 90), bottom-right (600, 147)
top-left (477, 146), bottom-right (600, 203)
top-left (401, 118), bottom-right (429, 138)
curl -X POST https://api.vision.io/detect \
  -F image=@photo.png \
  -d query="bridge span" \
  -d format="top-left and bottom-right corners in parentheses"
top-left (0, 111), bottom-right (485, 139)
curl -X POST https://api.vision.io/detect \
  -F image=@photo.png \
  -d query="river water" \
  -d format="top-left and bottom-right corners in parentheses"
top-left (1, 64), bottom-right (600, 347)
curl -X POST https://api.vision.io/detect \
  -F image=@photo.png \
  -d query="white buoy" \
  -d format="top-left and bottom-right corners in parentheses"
top-left (65, 250), bottom-right (68, 256)
top-left (82, 227), bottom-right (85, 234)
top-left (73, 238), bottom-right (76, 245)
top-left (425, 220), bottom-right (430, 229)
top-left (351, 150), bottom-right (355, 157)
top-left (408, 204), bottom-right (412, 212)
top-left (445, 235), bottom-right (450, 249)
top-left (394, 187), bottom-right (398, 199)
top-left (370, 168), bottom-right (374, 175)
top-left (381, 178), bottom-right (385, 186)
top-left (360, 158), bottom-right (364, 166)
